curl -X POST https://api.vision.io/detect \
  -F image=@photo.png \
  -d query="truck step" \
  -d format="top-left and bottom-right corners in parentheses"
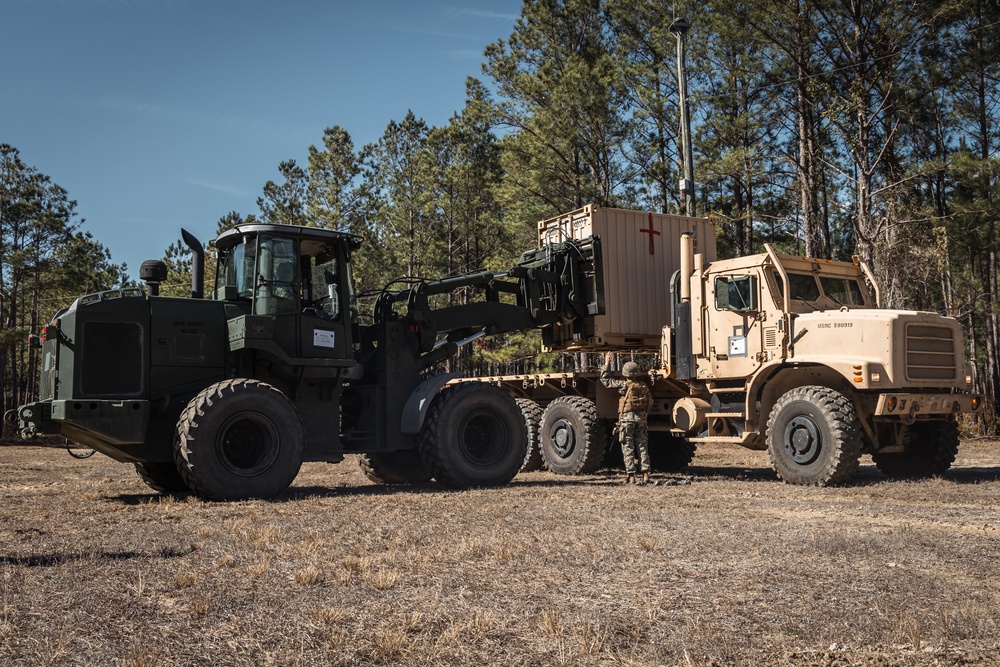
top-left (688, 435), bottom-right (753, 444)
top-left (706, 412), bottom-right (744, 419)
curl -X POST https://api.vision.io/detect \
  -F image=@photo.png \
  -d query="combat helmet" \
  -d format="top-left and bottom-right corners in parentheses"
top-left (622, 361), bottom-right (641, 377)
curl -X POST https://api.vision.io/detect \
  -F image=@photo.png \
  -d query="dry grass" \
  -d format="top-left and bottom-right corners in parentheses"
top-left (1, 439), bottom-right (999, 666)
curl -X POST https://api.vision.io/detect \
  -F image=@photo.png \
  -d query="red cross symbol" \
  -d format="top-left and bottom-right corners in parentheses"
top-left (640, 213), bottom-right (660, 255)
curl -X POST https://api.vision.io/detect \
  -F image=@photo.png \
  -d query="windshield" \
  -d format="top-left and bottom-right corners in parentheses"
top-left (218, 240), bottom-right (257, 299)
top-left (773, 271), bottom-right (870, 310)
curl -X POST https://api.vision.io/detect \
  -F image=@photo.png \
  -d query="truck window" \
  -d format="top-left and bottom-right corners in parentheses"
top-left (715, 275), bottom-right (757, 312)
top-left (819, 276), bottom-right (867, 306)
top-left (773, 272), bottom-right (821, 301)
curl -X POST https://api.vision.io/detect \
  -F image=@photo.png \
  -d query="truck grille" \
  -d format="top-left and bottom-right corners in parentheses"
top-left (905, 324), bottom-right (958, 381)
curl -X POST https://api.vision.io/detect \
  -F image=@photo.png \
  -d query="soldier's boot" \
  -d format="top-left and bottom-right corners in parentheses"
top-left (636, 472), bottom-right (647, 486)
top-left (642, 471), bottom-right (651, 485)
top-left (624, 474), bottom-right (635, 485)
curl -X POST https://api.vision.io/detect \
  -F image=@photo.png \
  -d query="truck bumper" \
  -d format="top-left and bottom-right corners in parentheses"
top-left (17, 399), bottom-right (150, 446)
top-left (874, 393), bottom-right (981, 418)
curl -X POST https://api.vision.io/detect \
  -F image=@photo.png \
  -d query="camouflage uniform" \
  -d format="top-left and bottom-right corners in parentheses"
top-left (600, 366), bottom-right (652, 478)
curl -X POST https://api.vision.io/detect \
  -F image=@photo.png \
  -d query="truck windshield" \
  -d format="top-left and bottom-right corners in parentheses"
top-left (773, 272), bottom-right (820, 301)
top-left (773, 271), bottom-right (870, 309)
top-left (819, 276), bottom-right (867, 306)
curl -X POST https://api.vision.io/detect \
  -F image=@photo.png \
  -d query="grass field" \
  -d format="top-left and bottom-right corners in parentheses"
top-left (1, 439), bottom-right (998, 666)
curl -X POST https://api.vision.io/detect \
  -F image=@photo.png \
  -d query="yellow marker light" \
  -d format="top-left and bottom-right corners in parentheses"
top-left (853, 377), bottom-right (863, 383)
top-left (972, 396), bottom-right (980, 411)
top-left (887, 397), bottom-right (898, 412)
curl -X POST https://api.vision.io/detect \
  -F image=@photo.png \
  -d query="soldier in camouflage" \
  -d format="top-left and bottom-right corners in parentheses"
top-left (600, 351), bottom-right (653, 485)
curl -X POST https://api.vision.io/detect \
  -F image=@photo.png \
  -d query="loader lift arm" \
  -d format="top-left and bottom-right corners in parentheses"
top-left (375, 236), bottom-right (603, 367)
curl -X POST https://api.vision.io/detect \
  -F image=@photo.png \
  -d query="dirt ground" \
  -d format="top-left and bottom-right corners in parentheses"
top-left (1, 439), bottom-right (998, 667)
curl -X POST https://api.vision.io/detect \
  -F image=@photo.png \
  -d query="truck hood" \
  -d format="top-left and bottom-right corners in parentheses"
top-left (790, 309), bottom-right (967, 390)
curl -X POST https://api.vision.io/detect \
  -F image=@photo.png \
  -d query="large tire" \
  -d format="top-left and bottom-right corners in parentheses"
top-left (134, 462), bottom-right (189, 494)
top-left (173, 379), bottom-right (304, 501)
top-left (418, 382), bottom-right (526, 488)
top-left (539, 396), bottom-right (607, 475)
top-left (648, 432), bottom-right (697, 472)
top-left (516, 398), bottom-right (544, 472)
top-left (766, 386), bottom-right (862, 486)
top-left (873, 420), bottom-right (959, 478)
top-left (357, 449), bottom-right (434, 485)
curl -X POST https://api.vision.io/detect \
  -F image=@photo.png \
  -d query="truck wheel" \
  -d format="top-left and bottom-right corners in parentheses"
top-left (356, 450), bottom-right (433, 485)
top-left (648, 432), bottom-right (697, 472)
top-left (873, 420), bottom-right (959, 478)
top-left (539, 396), bottom-right (607, 475)
top-left (766, 386), bottom-right (862, 486)
top-left (418, 382), bottom-right (526, 488)
top-left (516, 398), bottom-right (544, 472)
top-left (134, 462), bottom-right (189, 494)
top-left (174, 379), bottom-right (304, 501)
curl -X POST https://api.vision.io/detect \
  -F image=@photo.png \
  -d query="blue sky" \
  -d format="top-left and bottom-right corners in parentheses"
top-left (1, 0), bottom-right (521, 279)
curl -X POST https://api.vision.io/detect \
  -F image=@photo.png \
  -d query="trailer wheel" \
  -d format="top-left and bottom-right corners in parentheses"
top-left (516, 398), bottom-right (544, 472)
top-left (539, 396), bottom-right (607, 475)
top-left (766, 386), bottom-right (862, 486)
top-left (873, 420), bottom-right (959, 478)
top-left (174, 379), bottom-right (304, 501)
top-left (419, 382), bottom-right (526, 488)
top-left (134, 462), bottom-right (189, 494)
top-left (357, 450), bottom-right (433, 485)
top-left (648, 432), bottom-right (697, 472)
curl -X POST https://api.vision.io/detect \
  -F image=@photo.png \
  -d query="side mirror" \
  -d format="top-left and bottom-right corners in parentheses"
top-left (715, 275), bottom-right (758, 313)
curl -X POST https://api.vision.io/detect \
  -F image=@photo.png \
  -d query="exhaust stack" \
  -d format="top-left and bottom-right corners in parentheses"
top-left (181, 229), bottom-right (204, 299)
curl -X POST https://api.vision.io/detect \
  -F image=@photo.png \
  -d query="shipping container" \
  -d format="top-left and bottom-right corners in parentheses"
top-left (537, 204), bottom-right (716, 351)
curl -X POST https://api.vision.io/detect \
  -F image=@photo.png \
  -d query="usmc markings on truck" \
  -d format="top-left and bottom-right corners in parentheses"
top-left (816, 322), bottom-right (854, 329)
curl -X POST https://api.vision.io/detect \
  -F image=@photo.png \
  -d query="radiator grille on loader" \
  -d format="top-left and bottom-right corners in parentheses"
top-left (905, 323), bottom-right (958, 381)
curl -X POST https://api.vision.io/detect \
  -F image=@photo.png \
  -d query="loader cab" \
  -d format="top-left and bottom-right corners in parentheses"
top-left (214, 224), bottom-right (361, 362)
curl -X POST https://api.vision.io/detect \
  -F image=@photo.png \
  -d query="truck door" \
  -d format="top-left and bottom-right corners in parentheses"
top-left (708, 273), bottom-right (764, 378)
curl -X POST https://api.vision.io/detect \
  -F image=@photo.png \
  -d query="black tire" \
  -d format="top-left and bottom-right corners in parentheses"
top-left (516, 398), bottom-right (544, 472)
top-left (418, 382), bottom-right (526, 488)
top-left (356, 449), bottom-right (434, 484)
top-left (873, 420), bottom-right (959, 478)
top-left (173, 379), bottom-right (304, 501)
top-left (766, 386), bottom-right (862, 486)
top-left (648, 432), bottom-right (697, 472)
top-left (134, 462), bottom-right (189, 494)
top-left (539, 396), bottom-right (607, 475)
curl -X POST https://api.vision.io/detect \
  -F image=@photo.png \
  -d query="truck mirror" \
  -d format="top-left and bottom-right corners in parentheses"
top-left (715, 275), bottom-right (758, 313)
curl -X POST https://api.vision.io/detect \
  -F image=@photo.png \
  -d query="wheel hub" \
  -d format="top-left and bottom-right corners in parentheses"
top-left (784, 415), bottom-right (821, 465)
top-left (460, 413), bottom-right (506, 466)
top-left (217, 412), bottom-right (280, 476)
top-left (549, 419), bottom-right (576, 457)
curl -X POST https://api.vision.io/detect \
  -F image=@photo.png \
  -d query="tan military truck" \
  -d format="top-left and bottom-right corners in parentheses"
top-left (474, 205), bottom-right (981, 486)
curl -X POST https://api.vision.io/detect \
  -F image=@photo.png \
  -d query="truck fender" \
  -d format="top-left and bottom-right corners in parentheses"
top-left (400, 373), bottom-right (462, 435)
